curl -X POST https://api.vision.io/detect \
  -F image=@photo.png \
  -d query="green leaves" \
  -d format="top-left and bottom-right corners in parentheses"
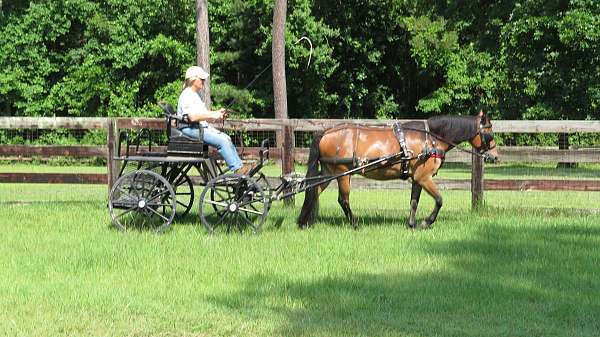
top-left (499, 0), bottom-right (600, 119)
top-left (0, 0), bottom-right (193, 117)
top-left (1, 0), bottom-right (599, 121)
top-left (403, 16), bottom-right (458, 71)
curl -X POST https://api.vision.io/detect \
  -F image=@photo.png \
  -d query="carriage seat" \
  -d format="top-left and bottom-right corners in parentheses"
top-left (158, 101), bottom-right (208, 157)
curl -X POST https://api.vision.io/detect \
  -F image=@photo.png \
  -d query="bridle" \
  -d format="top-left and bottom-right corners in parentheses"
top-left (476, 117), bottom-right (496, 154)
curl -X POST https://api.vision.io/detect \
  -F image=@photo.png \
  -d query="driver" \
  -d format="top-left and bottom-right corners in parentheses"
top-left (177, 66), bottom-right (253, 175)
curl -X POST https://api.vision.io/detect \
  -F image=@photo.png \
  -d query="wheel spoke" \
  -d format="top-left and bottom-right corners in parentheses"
top-left (114, 207), bottom-right (136, 219)
top-left (204, 199), bottom-right (228, 208)
top-left (148, 202), bottom-right (173, 208)
top-left (240, 213), bottom-right (254, 226)
top-left (117, 186), bottom-right (136, 197)
top-left (147, 207), bottom-right (171, 222)
top-left (147, 189), bottom-right (170, 203)
top-left (239, 195), bottom-right (263, 208)
top-left (212, 187), bottom-right (231, 201)
top-left (173, 174), bottom-right (186, 187)
top-left (238, 206), bottom-right (264, 215)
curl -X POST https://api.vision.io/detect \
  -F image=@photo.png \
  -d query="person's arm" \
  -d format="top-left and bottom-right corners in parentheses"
top-left (179, 91), bottom-right (226, 122)
top-left (187, 107), bottom-right (226, 122)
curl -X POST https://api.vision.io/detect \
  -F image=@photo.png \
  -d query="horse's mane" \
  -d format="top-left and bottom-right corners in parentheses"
top-left (427, 115), bottom-right (478, 144)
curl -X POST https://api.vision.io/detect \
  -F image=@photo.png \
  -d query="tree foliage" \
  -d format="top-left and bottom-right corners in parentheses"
top-left (0, 0), bottom-right (598, 120)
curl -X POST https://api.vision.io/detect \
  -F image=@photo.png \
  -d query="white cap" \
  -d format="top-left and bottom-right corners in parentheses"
top-left (184, 66), bottom-right (209, 80)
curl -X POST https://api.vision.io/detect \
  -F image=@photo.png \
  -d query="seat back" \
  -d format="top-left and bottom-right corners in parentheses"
top-left (157, 101), bottom-right (207, 156)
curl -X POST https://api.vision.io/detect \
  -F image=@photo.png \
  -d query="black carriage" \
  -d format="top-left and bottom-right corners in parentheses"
top-left (108, 103), bottom-right (274, 234)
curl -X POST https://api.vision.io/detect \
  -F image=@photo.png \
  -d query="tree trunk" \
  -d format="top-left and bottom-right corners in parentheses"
top-left (195, 0), bottom-right (211, 108)
top-left (557, 133), bottom-right (577, 168)
top-left (273, 0), bottom-right (293, 205)
top-left (272, 0), bottom-right (288, 121)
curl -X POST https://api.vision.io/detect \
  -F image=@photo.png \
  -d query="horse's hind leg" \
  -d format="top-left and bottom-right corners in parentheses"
top-left (337, 175), bottom-right (358, 229)
top-left (298, 180), bottom-right (330, 229)
top-left (407, 182), bottom-right (422, 228)
top-left (416, 176), bottom-right (443, 229)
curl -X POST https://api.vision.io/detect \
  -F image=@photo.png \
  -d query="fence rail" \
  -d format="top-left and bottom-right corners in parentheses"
top-left (1, 117), bottom-right (599, 204)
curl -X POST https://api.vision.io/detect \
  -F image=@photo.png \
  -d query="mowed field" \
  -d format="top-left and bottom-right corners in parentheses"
top-left (1, 182), bottom-right (599, 337)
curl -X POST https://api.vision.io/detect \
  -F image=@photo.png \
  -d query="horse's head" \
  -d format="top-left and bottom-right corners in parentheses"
top-left (469, 110), bottom-right (499, 163)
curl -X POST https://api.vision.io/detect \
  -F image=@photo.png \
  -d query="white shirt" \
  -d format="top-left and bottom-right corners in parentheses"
top-left (177, 87), bottom-right (209, 127)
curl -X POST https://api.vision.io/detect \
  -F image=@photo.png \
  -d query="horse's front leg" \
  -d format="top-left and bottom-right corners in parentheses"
top-left (417, 176), bottom-right (443, 229)
top-left (407, 182), bottom-right (422, 228)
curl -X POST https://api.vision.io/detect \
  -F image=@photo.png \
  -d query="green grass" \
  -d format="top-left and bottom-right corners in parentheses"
top-left (1, 183), bottom-right (599, 337)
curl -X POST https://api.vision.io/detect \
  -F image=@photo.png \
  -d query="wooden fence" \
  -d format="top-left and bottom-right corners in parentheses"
top-left (1, 117), bottom-right (600, 206)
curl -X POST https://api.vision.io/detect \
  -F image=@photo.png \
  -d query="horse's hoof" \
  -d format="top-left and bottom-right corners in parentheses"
top-left (418, 220), bottom-right (432, 229)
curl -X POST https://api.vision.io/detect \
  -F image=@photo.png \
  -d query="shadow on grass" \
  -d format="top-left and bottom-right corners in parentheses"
top-left (208, 223), bottom-right (600, 337)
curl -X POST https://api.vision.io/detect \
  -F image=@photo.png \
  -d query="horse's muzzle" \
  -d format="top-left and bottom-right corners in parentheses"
top-left (484, 153), bottom-right (498, 164)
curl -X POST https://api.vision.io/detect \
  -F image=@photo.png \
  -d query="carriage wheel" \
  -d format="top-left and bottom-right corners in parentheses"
top-left (208, 172), bottom-right (270, 214)
top-left (109, 170), bottom-right (176, 233)
top-left (199, 174), bottom-right (269, 234)
top-left (144, 163), bottom-right (194, 218)
top-left (170, 172), bottom-right (194, 217)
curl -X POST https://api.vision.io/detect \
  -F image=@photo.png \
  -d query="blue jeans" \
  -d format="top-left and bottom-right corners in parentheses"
top-left (181, 126), bottom-right (243, 171)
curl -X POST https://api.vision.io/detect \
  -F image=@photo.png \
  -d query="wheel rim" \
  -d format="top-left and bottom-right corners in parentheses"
top-left (109, 170), bottom-right (176, 233)
top-left (199, 174), bottom-right (268, 234)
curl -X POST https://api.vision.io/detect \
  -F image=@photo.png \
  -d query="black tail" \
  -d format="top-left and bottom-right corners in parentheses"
top-left (297, 133), bottom-right (323, 228)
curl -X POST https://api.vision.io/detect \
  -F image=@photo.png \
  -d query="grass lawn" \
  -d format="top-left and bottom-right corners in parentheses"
top-left (1, 183), bottom-right (599, 337)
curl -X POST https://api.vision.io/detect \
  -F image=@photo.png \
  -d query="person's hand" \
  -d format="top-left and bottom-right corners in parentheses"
top-left (218, 108), bottom-right (230, 120)
top-left (211, 108), bottom-right (225, 121)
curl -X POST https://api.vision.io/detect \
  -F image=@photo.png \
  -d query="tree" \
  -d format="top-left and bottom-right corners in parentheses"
top-left (195, 0), bottom-right (211, 107)
top-left (272, 0), bottom-right (294, 204)
top-left (272, 0), bottom-right (288, 121)
top-left (499, 0), bottom-right (600, 121)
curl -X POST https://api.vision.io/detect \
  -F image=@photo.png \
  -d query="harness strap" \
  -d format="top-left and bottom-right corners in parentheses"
top-left (420, 121), bottom-right (445, 162)
top-left (424, 121), bottom-right (436, 148)
top-left (392, 122), bottom-right (410, 158)
top-left (392, 122), bottom-right (411, 179)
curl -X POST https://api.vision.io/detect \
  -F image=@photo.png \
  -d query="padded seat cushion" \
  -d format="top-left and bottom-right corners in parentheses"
top-left (169, 128), bottom-right (197, 141)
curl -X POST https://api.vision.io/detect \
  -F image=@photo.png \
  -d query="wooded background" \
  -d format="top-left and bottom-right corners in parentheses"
top-left (1, 0), bottom-right (599, 122)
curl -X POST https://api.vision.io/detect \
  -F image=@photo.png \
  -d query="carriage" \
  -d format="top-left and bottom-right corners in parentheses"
top-left (108, 103), bottom-right (498, 233)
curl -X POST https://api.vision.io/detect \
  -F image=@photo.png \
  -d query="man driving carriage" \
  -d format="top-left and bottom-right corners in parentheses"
top-left (177, 66), bottom-right (254, 175)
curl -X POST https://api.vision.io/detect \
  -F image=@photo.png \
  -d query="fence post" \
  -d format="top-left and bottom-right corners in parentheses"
top-left (471, 149), bottom-right (484, 208)
top-left (106, 118), bottom-right (119, 196)
top-left (281, 124), bottom-right (295, 206)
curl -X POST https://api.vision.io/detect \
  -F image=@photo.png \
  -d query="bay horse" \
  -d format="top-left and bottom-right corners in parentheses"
top-left (297, 110), bottom-right (499, 229)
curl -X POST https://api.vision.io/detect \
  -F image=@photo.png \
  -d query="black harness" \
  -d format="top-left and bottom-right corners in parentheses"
top-left (393, 121), bottom-right (446, 179)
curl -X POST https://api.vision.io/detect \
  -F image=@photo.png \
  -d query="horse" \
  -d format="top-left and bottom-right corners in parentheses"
top-left (297, 110), bottom-right (499, 230)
